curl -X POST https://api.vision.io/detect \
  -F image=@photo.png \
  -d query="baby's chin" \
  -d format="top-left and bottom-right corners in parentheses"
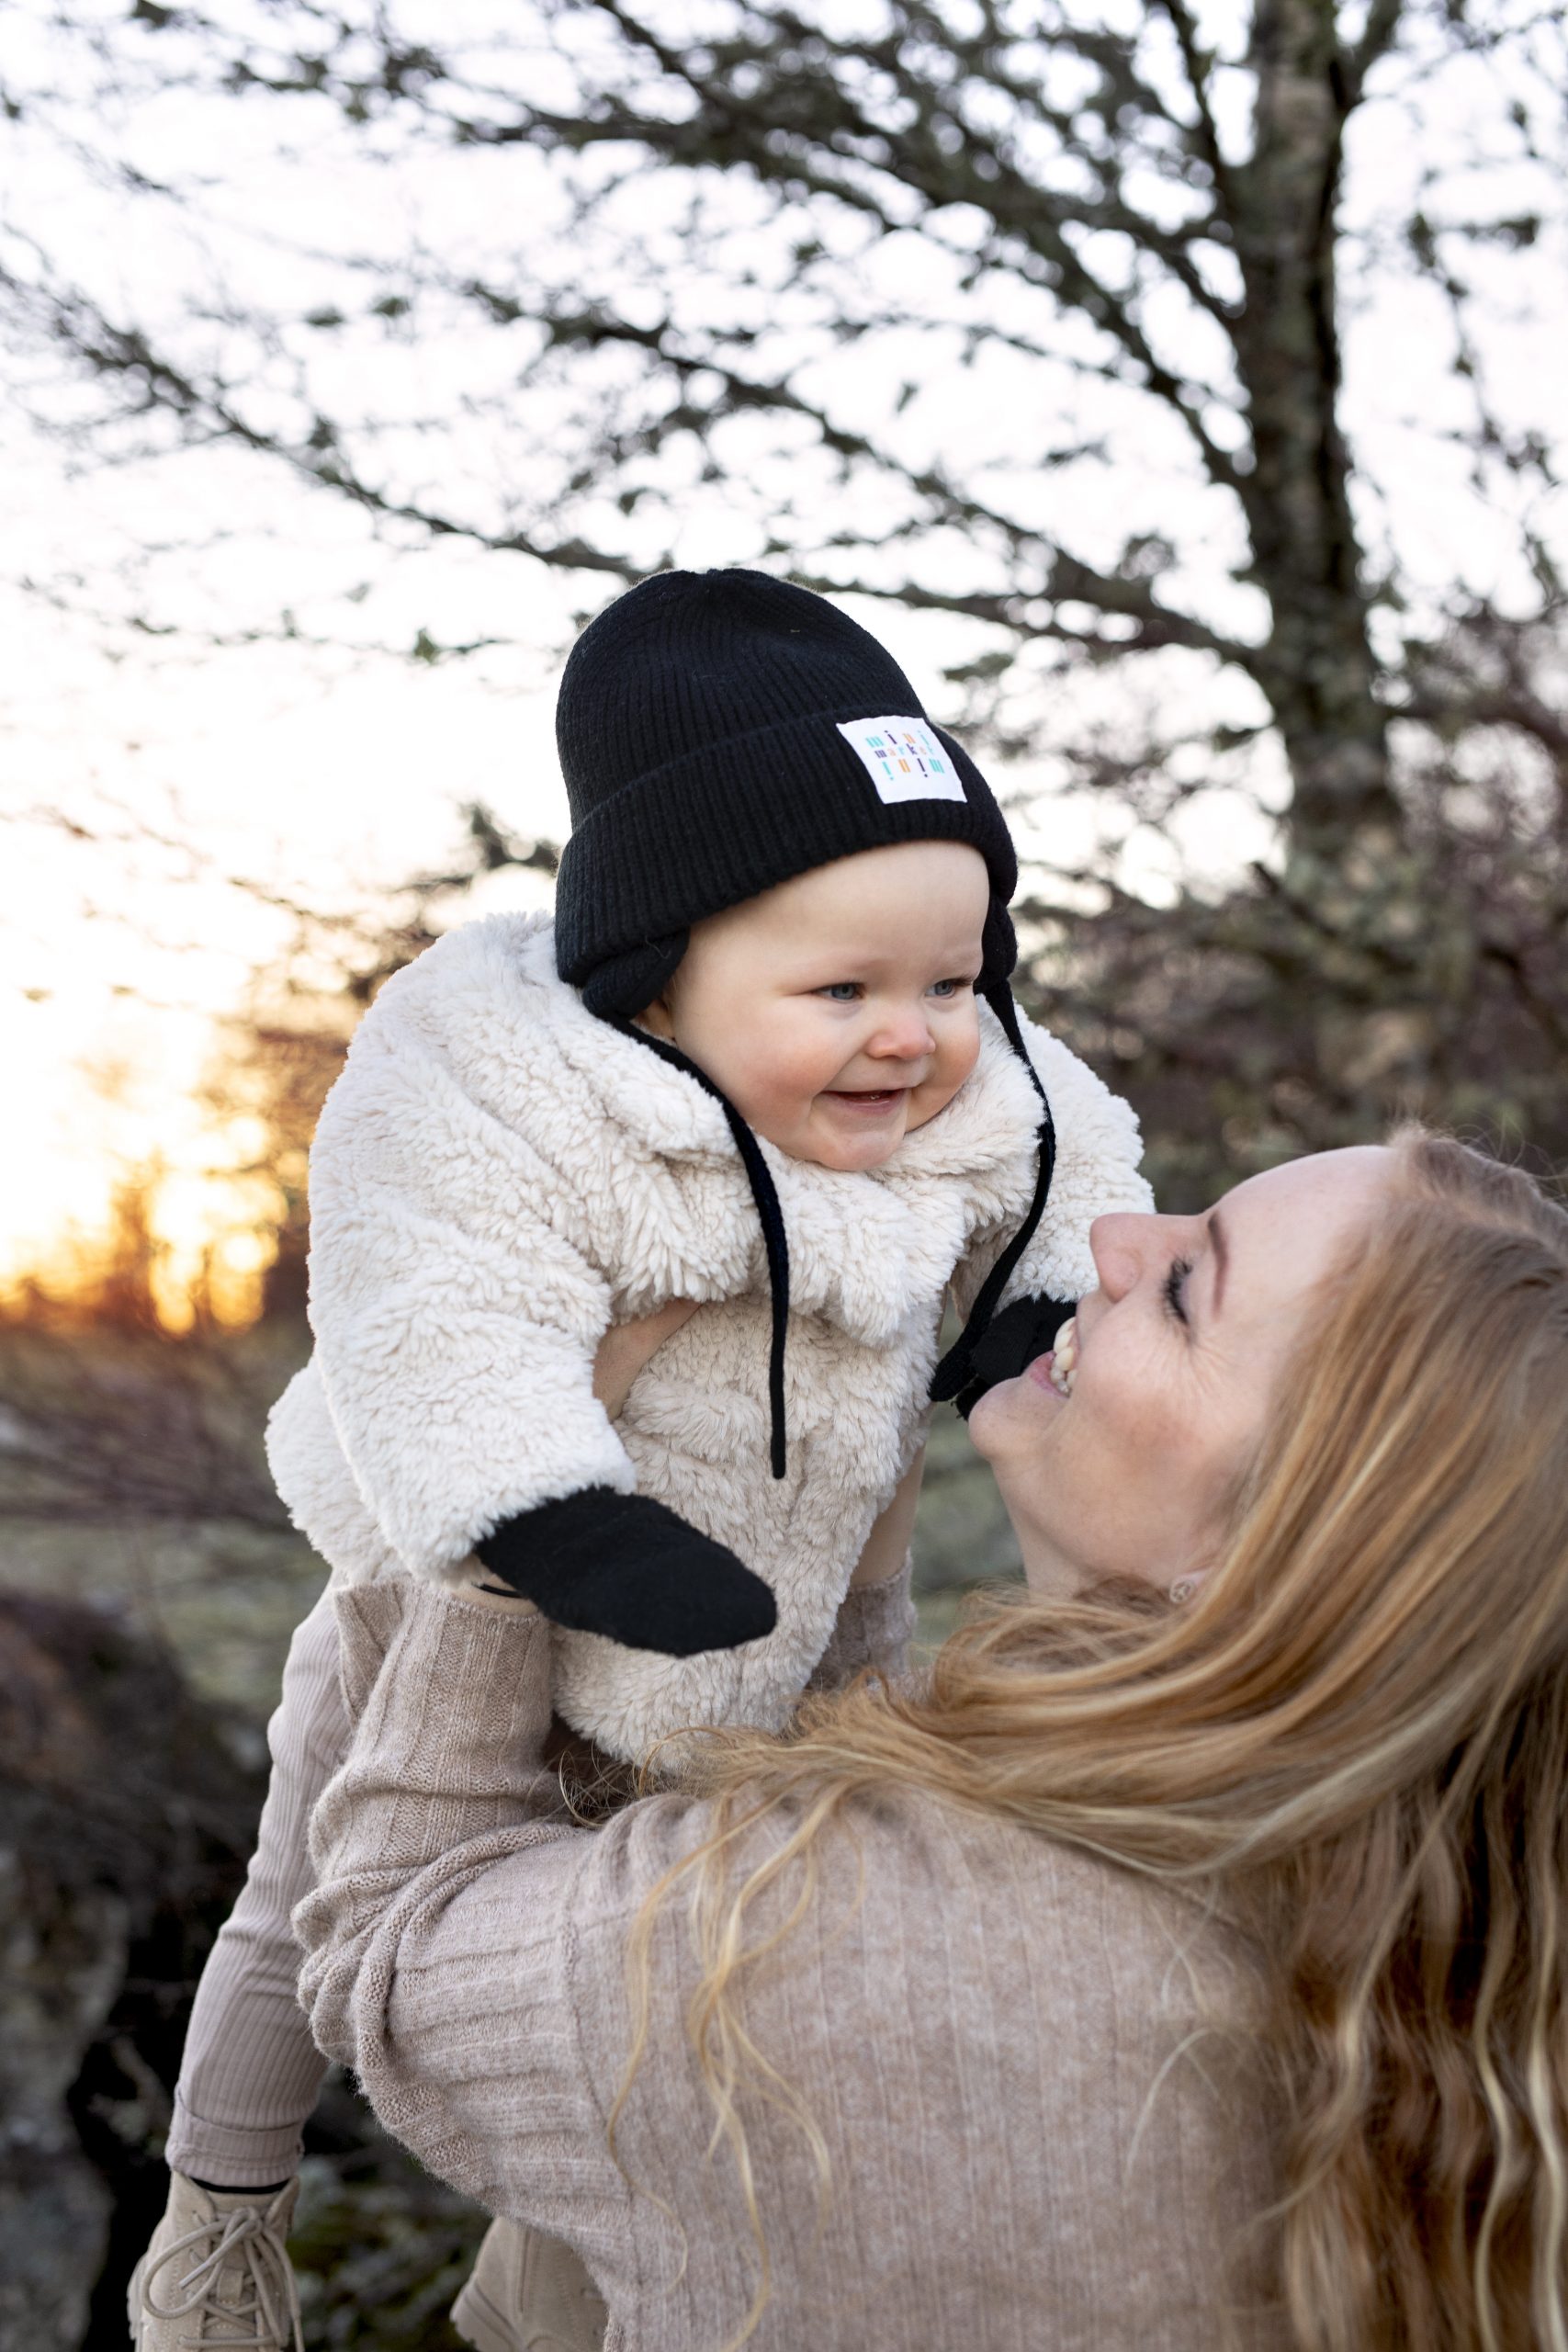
top-left (776, 1101), bottom-right (910, 1172)
top-left (793, 1083), bottom-right (965, 1171)
top-left (750, 1076), bottom-right (967, 1170)
top-left (793, 1124), bottom-right (907, 1173)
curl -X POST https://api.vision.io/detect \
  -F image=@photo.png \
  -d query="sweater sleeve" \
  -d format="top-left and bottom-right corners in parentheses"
top-left (807, 1555), bottom-right (916, 1691)
top-left (166, 1588), bottom-right (343, 2186)
top-left (295, 1580), bottom-right (693, 2245)
top-left (953, 1021), bottom-right (1154, 1319)
top-left (305, 952), bottom-right (637, 1582)
top-left (295, 1573), bottom-right (911, 2224)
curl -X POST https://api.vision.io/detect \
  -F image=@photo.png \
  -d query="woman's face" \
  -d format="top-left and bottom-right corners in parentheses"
top-left (968, 1148), bottom-right (1393, 1600)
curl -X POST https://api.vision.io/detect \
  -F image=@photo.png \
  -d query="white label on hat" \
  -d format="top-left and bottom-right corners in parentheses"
top-left (836, 716), bottom-right (967, 805)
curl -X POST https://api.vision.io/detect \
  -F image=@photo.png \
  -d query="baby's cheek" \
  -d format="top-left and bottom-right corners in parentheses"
top-left (910, 1013), bottom-right (982, 1123)
top-left (742, 1030), bottom-right (846, 1129)
top-left (947, 1012), bottom-right (982, 1086)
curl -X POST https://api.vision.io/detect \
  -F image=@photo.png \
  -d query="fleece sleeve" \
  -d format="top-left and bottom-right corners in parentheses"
top-left (953, 1022), bottom-right (1154, 1318)
top-left (305, 963), bottom-right (637, 1584)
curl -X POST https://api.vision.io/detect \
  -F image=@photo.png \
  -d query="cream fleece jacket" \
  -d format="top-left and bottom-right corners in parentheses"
top-left (266, 911), bottom-right (1151, 1762)
top-left (296, 1577), bottom-right (1289, 2352)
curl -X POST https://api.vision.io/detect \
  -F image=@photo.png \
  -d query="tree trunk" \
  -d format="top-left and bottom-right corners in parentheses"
top-left (1233, 0), bottom-right (1404, 865)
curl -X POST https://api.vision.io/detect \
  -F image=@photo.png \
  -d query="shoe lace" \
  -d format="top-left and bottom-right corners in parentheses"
top-left (140, 2204), bottom-right (304, 2352)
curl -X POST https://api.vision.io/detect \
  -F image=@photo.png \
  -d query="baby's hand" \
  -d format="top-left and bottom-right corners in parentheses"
top-left (954, 1294), bottom-right (1076, 1419)
top-left (475, 1302), bottom-right (774, 1654)
top-left (592, 1299), bottom-right (698, 1420)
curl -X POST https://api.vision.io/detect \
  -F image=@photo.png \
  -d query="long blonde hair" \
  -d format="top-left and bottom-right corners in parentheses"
top-left (619, 1134), bottom-right (1568, 2350)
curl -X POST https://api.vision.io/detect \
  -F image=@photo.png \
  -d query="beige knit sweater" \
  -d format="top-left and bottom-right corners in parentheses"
top-left (299, 1578), bottom-right (1288, 2351)
top-left (166, 1566), bottom-right (919, 2187)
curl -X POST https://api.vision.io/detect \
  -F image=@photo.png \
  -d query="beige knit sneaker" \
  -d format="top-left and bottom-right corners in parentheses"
top-left (451, 2218), bottom-right (607, 2352)
top-left (128, 2173), bottom-right (302, 2352)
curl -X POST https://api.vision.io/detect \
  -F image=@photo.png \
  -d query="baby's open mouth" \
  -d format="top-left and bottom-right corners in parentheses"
top-left (823, 1088), bottom-right (906, 1111)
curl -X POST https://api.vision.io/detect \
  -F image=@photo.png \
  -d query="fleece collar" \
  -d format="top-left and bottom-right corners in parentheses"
top-left (526, 914), bottom-right (1042, 1181)
top-left (510, 914), bottom-right (1043, 1347)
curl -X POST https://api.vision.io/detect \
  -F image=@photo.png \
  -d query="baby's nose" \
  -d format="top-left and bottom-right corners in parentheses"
top-left (868, 1006), bottom-right (936, 1061)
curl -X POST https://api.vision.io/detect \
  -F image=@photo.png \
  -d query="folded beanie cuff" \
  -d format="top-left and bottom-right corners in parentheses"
top-left (554, 705), bottom-right (1017, 986)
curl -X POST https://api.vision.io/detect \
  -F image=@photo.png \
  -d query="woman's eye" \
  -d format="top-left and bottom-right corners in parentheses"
top-left (818, 982), bottom-right (862, 1001)
top-left (1161, 1256), bottom-right (1193, 1327)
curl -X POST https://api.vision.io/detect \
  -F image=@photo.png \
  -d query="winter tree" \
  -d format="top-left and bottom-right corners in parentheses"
top-left (4, 0), bottom-right (1564, 1194)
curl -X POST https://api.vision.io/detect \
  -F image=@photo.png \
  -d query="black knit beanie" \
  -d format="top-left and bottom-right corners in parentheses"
top-left (554, 569), bottom-right (1020, 1017)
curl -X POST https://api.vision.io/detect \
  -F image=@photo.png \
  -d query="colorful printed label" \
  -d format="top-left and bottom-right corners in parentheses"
top-left (836, 716), bottom-right (966, 805)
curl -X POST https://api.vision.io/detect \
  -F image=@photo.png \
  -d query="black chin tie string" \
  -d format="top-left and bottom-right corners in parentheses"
top-left (610, 1021), bottom-right (791, 1479)
top-left (613, 988), bottom-right (1048, 1460)
top-left (930, 983), bottom-right (1057, 1406)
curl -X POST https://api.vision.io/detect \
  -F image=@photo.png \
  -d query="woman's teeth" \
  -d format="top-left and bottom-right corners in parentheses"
top-left (1047, 1316), bottom-right (1078, 1398)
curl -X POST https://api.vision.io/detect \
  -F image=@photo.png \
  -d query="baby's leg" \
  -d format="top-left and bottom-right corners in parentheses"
top-left (134, 1590), bottom-right (345, 2349)
top-left (165, 1585), bottom-right (344, 2186)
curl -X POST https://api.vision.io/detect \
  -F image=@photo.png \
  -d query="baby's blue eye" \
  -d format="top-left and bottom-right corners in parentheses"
top-left (928, 977), bottom-right (973, 1000)
top-left (818, 981), bottom-right (862, 1001)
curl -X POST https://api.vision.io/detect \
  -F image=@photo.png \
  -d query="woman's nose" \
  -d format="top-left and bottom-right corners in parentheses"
top-left (1089, 1211), bottom-right (1165, 1301)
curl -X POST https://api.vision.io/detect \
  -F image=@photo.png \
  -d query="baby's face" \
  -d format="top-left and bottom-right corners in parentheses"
top-left (638, 842), bottom-right (990, 1170)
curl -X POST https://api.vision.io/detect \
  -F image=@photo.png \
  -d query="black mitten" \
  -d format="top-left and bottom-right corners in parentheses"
top-left (474, 1488), bottom-right (777, 1657)
top-left (953, 1295), bottom-right (1077, 1420)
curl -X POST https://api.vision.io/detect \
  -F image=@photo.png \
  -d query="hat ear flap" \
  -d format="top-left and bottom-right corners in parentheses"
top-left (579, 933), bottom-right (691, 1019)
top-left (980, 897), bottom-right (1017, 989)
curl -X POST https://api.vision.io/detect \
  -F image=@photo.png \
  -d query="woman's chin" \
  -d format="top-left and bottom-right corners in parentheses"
top-left (965, 1363), bottom-right (1063, 1458)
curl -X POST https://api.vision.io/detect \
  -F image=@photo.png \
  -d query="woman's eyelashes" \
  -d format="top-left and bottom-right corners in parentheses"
top-left (1161, 1254), bottom-right (1194, 1327)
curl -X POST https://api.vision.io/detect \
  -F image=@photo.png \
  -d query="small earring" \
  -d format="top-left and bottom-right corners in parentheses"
top-left (1168, 1575), bottom-right (1201, 1606)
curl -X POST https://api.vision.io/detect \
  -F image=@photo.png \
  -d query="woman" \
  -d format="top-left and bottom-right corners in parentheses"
top-left (297, 1134), bottom-right (1568, 2350)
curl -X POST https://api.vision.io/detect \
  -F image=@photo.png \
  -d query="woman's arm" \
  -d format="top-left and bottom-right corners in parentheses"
top-left (294, 1579), bottom-right (660, 2243)
top-left (807, 1450), bottom-right (921, 1692)
top-left (850, 1446), bottom-right (924, 1590)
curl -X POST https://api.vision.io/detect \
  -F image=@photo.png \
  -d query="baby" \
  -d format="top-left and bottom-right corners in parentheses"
top-left (132, 571), bottom-right (1151, 2348)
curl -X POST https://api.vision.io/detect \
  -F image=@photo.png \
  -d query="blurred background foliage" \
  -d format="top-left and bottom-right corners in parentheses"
top-left (3, 0), bottom-right (1566, 2337)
